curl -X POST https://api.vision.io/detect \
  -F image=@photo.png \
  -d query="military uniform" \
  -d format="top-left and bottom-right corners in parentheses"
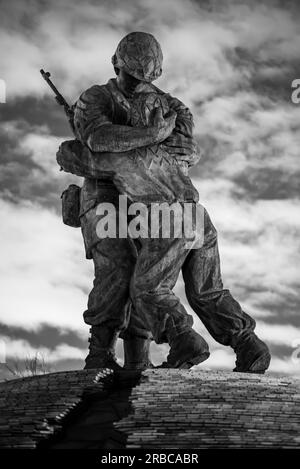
top-left (73, 77), bottom-right (198, 339)
top-left (58, 31), bottom-right (270, 372)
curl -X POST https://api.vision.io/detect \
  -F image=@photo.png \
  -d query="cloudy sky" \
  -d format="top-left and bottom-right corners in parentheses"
top-left (0, 0), bottom-right (300, 377)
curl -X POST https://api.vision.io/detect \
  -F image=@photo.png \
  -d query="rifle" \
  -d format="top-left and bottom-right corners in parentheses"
top-left (40, 69), bottom-right (75, 133)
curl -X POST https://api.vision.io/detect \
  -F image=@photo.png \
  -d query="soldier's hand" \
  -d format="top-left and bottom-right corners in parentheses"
top-left (162, 134), bottom-right (196, 155)
top-left (152, 108), bottom-right (177, 143)
top-left (152, 106), bottom-right (164, 126)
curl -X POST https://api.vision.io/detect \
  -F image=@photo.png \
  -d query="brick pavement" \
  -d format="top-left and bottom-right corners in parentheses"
top-left (0, 369), bottom-right (299, 449)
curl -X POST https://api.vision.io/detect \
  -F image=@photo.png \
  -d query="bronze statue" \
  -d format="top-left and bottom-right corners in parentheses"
top-left (57, 32), bottom-right (271, 373)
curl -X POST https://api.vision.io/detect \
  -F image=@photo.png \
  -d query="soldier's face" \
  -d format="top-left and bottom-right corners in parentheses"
top-left (117, 69), bottom-right (142, 97)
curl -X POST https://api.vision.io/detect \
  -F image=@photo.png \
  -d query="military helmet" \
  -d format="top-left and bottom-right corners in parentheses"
top-left (111, 32), bottom-right (163, 83)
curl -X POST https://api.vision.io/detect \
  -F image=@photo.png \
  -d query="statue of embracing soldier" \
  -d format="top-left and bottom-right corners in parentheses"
top-left (54, 31), bottom-right (270, 374)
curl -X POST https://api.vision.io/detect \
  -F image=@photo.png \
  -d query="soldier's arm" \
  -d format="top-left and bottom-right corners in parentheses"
top-left (164, 94), bottom-right (201, 167)
top-left (154, 88), bottom-right (201, 167)
top-left (88, 123), bottom-right (169, 153)
top-left (74, 85), bottom-right (174, 153)
top-left (164, 94), bottom-right (194, 139)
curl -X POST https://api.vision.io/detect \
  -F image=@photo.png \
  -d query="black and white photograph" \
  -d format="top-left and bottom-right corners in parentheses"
top-left (0, 0), bottom-right (299, 455)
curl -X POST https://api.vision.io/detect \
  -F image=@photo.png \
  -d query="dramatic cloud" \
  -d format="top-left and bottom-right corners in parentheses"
top-left (0, 335), bottom-right (86, 362)
top-left (0, 198), bottom-right (91, 332)
top-left (0, 0), bottom-right (299, 375)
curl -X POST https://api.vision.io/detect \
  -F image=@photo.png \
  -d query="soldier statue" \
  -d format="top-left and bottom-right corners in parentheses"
top-left (57, 32), bottom-right (271, 374)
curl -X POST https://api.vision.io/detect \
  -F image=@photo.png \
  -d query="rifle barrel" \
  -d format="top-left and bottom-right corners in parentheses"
top-left (40, 68), bottom-right (75, 133)
top-left (40, 69), bottom-right (69, 108)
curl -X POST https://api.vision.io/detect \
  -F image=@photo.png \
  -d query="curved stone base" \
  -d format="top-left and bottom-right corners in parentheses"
top-left (116, 370), bottom-right (300, 448)
top-left (0, 369), bottom-right (299, 449)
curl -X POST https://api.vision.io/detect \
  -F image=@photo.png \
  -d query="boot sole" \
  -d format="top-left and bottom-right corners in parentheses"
top-left (123, 362), bottom-right (154, 371)
top-left (84, 361), bottom-right (123, 371)
top-left (177, 351), bottom-right (210, 369)
top-left (157, 351), bottom-right (210, 369)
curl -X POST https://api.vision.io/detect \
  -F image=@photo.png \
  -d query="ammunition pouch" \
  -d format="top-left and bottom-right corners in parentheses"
top-left (61, 184), bottom-right (81, 228)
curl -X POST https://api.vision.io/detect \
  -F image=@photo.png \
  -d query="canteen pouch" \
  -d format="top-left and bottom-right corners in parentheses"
top-left (61, 184), bottom-right (81, 227)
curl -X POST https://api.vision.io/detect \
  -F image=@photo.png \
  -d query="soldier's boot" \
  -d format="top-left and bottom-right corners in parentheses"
top-left (160, 327), bottom-right (210, 369)
top-left (123, 336), bottom-right (154, 370)
top-left (84, 325), bottom-right (123, 371)
top-left (233, 333), bottom-right (271, 374)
